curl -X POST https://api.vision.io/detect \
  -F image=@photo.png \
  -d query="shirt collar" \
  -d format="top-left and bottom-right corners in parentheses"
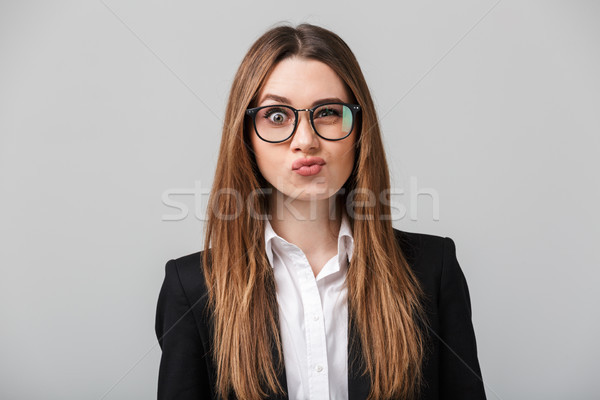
top-left (264, 218), bottom-right (278, 268)
top-left (264, 212), bottom-right (354, 268)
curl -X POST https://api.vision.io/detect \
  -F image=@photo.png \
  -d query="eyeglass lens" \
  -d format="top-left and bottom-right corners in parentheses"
top-left (254, 103), bottom-right (354, 141)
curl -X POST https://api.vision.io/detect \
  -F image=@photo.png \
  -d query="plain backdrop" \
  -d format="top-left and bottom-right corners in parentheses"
top-left (1, 1), bottom-right (599, 399)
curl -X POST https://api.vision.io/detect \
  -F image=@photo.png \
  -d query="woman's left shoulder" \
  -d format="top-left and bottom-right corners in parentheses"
top-left (393, 228), bottom-right (455, 273)
top-left (391, 228), bottom-right (464, 298)
top-left (392, 228), bottom-right (488, 398)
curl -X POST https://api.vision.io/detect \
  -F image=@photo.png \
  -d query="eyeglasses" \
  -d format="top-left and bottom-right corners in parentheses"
top-left (245, 102), bottom-right (361, 143)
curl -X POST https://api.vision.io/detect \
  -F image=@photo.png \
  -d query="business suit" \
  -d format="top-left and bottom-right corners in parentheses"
top-left (155, 228), bottom-right (487, 399)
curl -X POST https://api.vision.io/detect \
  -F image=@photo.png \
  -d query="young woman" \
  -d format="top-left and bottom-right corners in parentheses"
top-left (155, 23), bottom-right (487, 400)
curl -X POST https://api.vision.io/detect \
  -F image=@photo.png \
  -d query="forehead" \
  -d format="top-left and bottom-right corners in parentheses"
top-left (257, 57), bottom-right (350, 106)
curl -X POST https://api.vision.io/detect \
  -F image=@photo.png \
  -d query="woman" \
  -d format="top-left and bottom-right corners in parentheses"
top-left (155, 23), bottom-right (486, 400)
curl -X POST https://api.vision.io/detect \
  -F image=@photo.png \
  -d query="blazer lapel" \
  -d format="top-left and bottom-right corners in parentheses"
top-left (270, 337), bottom-right (289, 400)
top-left (348, 318), bottom-right (371, 400)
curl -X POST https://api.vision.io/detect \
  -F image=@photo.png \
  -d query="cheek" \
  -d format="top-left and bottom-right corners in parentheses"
top-left (339, 142), bottom-right (356, 173)
top-left (248, 126), bottom-right (267, 170)
top-left (250, 137), bottom-right (280, 184)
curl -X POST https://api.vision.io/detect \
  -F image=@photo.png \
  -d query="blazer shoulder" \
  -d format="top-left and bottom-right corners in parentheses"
top-left (165, 249), bottom-right (211, 317)
top-left (392, 227), bottom-right (449, 266)
top-left (169, 249), bottom-right (206, 275)
top-left (392, 230), bottom-right (487, 398)
top-left (392, 228), bottom-right (459, 298)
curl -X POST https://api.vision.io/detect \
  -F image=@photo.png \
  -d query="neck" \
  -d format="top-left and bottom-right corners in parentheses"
top-left (267, 190), bottom-right (344, 257)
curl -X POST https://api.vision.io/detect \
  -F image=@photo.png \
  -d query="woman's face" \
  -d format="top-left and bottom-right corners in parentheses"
top-left (249, 57), bottom-right (357, 203)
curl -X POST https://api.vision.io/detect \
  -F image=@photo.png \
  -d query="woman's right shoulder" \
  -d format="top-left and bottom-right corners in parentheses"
top-left (166, 247), bottom-right (211, 274)
top-left (162, 249), bottom-right (211, 311)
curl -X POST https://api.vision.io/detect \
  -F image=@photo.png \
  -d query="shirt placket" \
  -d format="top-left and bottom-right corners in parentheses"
top-left (295, 253), bottom-right (329, 399)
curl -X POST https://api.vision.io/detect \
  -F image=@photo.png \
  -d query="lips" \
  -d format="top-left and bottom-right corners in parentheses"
top-left (292, 157), bottom-right (326, 177)
top-left (291, 157), bottom-right (326, 170)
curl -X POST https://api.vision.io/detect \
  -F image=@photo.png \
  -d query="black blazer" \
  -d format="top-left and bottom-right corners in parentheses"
top-left (155, 228), bottom-right (487, 399)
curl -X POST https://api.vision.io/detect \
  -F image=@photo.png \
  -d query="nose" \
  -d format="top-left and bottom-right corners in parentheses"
top-left (290, 110), bottom-right (319, 151)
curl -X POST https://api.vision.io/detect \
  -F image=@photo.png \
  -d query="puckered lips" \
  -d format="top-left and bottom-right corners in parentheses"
top-left (291, 157), bottom-right (326, 176)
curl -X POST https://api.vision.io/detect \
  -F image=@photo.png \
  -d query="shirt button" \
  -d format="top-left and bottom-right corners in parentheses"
top-left (313, 314), bottom-right (319, 321)
top-left (315, 365), bottom-right (323, 372)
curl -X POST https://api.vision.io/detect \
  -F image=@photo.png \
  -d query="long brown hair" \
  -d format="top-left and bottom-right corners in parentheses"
top-left (202, 22), bottom-right (428, 400)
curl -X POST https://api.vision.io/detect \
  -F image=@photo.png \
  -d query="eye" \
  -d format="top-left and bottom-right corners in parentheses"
top-left (315, 105), bottom-right (342, 119)
top-left (263, 107), bottom-right (292, 125)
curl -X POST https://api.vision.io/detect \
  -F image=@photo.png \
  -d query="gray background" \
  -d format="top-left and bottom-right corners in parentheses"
top-left (1, 1), bottom-right (599, 399)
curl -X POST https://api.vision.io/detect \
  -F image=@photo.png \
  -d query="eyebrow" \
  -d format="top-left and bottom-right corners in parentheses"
top-left (258, 94), bottom-right (346, 107)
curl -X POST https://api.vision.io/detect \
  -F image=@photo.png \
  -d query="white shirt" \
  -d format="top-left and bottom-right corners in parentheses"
top-left (264, 212), bottom-right (354, 400)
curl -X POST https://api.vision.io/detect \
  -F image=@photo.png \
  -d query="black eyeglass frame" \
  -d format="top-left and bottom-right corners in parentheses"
top-left (245, 102), bottom-right (361, 143)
